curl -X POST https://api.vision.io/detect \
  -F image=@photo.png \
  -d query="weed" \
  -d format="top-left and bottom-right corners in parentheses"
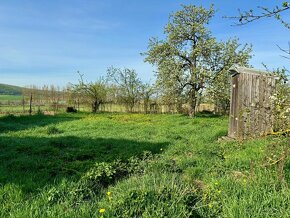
top-left (46, 126), bottom-right (63, 135)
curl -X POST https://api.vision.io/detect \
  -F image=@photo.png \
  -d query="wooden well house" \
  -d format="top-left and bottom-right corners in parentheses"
top-left (228, 65), bottom-right (277, 139)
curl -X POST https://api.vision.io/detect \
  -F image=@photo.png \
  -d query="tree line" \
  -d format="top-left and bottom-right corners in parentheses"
top-left (69, 5), bottom-right (252, 116)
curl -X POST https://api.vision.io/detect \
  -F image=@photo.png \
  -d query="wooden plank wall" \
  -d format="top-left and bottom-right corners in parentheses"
top-left (229, 72), bottom-right (276, 139)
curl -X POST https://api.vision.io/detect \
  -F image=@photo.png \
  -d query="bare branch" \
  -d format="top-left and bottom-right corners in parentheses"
top-left (277, 42), bottom-right (290, 59)
top-left (224, 4), bottom-right (290, 29)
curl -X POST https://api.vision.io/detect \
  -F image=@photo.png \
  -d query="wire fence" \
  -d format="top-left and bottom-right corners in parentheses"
top-left (0, 99), bottom-right (215, 115)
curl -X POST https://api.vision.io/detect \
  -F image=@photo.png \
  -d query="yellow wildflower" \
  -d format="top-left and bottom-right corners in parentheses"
top-left (107, 191), bottom-right (112, 202)
top-left (99, 208), bottom-right (105, 213)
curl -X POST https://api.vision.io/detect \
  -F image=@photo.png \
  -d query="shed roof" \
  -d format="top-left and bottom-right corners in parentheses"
top-left (229, 65), bottom-right (272, 77)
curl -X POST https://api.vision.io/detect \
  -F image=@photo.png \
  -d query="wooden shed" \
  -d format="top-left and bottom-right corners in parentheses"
top-left (228, 65), bottom-right (276, 139)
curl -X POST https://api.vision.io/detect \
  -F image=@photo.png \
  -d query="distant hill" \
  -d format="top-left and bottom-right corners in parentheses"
top-left (0, 83), bottom-right (23, 95)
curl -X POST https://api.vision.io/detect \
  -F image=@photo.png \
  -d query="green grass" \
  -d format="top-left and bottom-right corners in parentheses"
top-left (0, 95), bottom-right (22, 101)
top-left (0, 113), bottom-right (289, 217)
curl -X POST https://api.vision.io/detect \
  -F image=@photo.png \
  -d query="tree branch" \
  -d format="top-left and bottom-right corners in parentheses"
top-left (277, 42), bottom-right (290, 59)
top-left (224, 4), bottom-right (290, 29)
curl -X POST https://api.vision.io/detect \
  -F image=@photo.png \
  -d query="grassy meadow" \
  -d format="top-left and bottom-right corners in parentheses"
top-left (0, 112), bottom-right (289, 217)
top-left (0, 95), bottom-right (22, 101)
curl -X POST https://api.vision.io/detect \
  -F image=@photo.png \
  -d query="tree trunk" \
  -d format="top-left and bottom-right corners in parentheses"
top-left (128, 101), bottom-right (134, 113)
top-left (144, 97), bottom-right (149, 114)
top-left (92, 100), bottom-right (100, 113)
top-left (130, 105), bottom-right (134, 113)
top-left (189, 89), bottom-right (197, 117)
top-left (92, 101), bottom-right (98, 113)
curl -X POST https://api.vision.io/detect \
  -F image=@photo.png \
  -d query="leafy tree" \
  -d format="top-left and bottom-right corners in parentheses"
top-left (140, 83), bottom-right (155, 114)
top-left (153, 58), bottom-right (187, 113)
top-left (207, 38), bottom-right (252, 114)
top-left (74, 73), bottom-right (107, 113)
top-left (107, 67), bottom-right (142, 112)
top-left (144, 4), bottom-right (252, 116)
top-left (144, 5), bottom-right (214, 116)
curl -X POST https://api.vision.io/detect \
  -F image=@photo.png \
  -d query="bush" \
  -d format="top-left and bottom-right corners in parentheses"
top-left (66, 107), bottom-right (77, 113)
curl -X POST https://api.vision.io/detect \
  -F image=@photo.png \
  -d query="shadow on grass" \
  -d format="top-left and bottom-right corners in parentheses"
top-left (0, 114), bottom-right (82, 133)
top-left (0, 135), bottom-right (168, 193)
top-left (195, 111), bottom-right (225, 118)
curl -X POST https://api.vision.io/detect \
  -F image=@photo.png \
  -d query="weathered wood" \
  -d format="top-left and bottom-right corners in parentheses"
top-left (229, 66), bottom-right (276, 139)
top-left (228, 74), bottom-right (239, 138)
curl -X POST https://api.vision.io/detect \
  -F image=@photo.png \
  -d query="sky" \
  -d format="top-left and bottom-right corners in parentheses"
top-left (0, 0), bottom-right (289, 87)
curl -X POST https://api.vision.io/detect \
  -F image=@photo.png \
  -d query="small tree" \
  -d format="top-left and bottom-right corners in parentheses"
top-left (107, 67), bottom-right (142, 112)
top-left (140, 83), bottom-right (155, 114)
top-left (74, 73), bottom-right (107, 113)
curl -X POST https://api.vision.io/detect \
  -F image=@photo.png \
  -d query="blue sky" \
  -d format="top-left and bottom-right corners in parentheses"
top-left (0, 0), bottom-right (289, 87)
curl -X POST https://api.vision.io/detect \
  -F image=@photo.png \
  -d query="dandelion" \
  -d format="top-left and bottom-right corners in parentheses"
top-left (99, 208), bottom-right (106, 218)
top-left (99, 208), bottom-right (105, 213)
top-left (107, 191), bottom-right (112, 202)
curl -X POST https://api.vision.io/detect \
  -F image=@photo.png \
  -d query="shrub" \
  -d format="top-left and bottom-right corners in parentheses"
top-left (66, 107), bottom-right (77, 113)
